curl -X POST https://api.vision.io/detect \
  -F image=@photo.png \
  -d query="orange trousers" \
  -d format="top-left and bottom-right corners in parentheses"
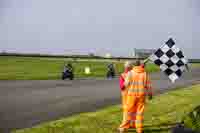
top-left (121, 90), bottom-right (128, 123)
top-left (119, 96), bottom-right (145, 133)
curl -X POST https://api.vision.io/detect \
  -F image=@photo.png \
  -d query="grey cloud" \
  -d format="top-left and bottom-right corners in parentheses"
top-left (0, 0), bottom-right (199, 58)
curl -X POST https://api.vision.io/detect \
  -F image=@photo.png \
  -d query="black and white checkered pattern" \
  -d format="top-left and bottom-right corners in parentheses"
top-left (149, 38), bottom-right (188, 82)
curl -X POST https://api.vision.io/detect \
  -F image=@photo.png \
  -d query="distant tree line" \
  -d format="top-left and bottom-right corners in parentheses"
top-left (0, 52), bottom-right (145, 61)
top-left (1, 52), bottom-right (199, 63)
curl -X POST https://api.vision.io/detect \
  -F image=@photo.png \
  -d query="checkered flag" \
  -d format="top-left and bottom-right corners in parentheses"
top-left (149, 38), bottom-right (188, 82)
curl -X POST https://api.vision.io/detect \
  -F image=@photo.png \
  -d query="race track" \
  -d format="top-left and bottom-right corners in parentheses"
top-left (0, 68), bottom-right (200, 132)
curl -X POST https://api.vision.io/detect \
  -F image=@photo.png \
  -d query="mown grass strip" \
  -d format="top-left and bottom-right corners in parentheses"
top-left (0, 56), bottom-right (158, 80)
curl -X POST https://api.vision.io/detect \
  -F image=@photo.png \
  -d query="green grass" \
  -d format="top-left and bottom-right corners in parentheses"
top-left (191, 63), bottom-right (200, 68)
top-left (183, 105), bottom-right (200, 131)
top-left (0, 56), bottom-right (158, 80)
top-left (13, 84), bottom-right (200, 133)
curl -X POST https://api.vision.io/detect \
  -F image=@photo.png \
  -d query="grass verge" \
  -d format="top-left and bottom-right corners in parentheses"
top-left (0, 56), bottom-right (158, 80)
top-left (13, 84), bottom-right (200, 133)
top-left (191, 63), bottom-right (200, 68)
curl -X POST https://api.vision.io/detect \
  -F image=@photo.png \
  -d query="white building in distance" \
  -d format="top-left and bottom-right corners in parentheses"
top-left (132, 48), bottom-right (156, 58)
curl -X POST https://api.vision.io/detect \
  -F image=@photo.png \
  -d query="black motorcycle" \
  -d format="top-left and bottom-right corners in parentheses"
top-left (62, 64), bottom-right (74, 80)
top-left (106, 63), bottom-right (115, 78)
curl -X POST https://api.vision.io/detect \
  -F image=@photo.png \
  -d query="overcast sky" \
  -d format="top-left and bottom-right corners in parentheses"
top-left (0, 0), bottom-right (199, 58)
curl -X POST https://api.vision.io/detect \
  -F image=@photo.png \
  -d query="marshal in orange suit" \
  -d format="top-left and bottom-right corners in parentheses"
top-left (119, 60), bottom-right (152, 133)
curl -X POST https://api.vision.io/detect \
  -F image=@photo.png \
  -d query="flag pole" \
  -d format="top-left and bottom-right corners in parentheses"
top-left (143, 57), bottom-right (150, 64)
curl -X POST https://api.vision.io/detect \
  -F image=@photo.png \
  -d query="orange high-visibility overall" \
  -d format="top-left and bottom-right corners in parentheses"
top-left (119, 66), bottom-right (152, 133)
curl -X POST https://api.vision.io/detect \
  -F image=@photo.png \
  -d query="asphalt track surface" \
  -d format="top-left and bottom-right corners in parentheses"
top-left (0, 68), bottom-right (200, 132)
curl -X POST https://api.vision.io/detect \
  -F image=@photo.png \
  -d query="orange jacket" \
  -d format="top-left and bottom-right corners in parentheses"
top-left (125, 66), bottom-right (152, 97)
